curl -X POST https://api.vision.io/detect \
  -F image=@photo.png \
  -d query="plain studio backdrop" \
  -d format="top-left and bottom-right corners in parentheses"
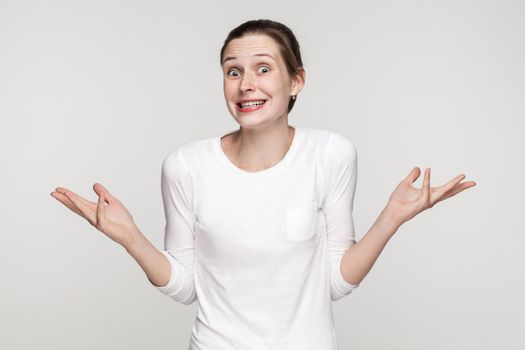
top-left (1, 0), bottom-right (523, 349)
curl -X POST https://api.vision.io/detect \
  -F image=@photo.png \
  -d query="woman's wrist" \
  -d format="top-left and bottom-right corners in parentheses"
top-left (382, 201), bottom-right (404, 233)
top-left (121, 225), bottom-right (146, 252)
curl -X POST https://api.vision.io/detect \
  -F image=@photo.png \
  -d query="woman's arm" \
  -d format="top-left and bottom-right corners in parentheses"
top-left (52, 181), bottom-right (196, 304)
top-left (340, 167), bottom-right (475, 286)
top-left (340, 203), bottom-right (400, 286)
top-left (123, 228), bottom-right (171, 288)
top-left (51, 183), bottom-right (172, 288)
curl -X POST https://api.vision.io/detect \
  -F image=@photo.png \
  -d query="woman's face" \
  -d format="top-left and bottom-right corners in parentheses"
top-left (221, 34), bottom-right (304, 129)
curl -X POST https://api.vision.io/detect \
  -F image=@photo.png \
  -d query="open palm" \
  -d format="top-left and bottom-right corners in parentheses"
top-left (51, 183), bottom-right (138, 247)
top-left (388, 167), bottom-right (476, 226)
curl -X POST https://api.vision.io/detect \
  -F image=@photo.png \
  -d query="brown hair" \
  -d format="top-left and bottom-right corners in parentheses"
top-left (220, 19), bottom-right (304, 114)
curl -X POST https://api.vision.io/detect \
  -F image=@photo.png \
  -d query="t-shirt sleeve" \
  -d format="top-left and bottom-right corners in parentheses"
top-left (151, 147), bottom-right (197, 305)
top-left (321, 133), bottom-right (360, 302)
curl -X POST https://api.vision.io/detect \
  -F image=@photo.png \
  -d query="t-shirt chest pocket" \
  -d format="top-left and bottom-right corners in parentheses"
top-left (284, 201), bottom-right (320, 244)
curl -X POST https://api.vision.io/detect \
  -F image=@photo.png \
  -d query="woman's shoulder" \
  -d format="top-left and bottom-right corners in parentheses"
top-left (162, 135), bottom-right (217, 170)
top-left (300, 127), bottom-right (357, 173)
top-left (301, 127), bottom-right (356, 154)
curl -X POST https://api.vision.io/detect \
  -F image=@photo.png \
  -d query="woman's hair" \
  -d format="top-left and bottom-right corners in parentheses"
top-left (220, 19), bottom-right (304, 114)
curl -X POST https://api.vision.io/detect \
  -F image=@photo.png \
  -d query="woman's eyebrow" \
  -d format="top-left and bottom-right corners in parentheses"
top-left (222, 53), bottom-right (276, 64)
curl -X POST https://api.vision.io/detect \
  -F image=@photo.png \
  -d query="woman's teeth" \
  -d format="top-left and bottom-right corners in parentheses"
top-left (239, 100), bottom-right (266, 108)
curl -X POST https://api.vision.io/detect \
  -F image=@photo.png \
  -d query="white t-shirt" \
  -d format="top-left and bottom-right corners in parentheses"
top-left (153, 126), bottom-right (359, 350)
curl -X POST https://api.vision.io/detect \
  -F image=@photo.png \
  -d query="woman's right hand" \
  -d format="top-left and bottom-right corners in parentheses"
top-left (51, 183), bottom-right (139, 248)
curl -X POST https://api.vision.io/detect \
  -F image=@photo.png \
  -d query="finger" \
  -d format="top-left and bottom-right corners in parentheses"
top-left (438, 180), bottom-right (477, 202)
top-left (56, 187), bottom-right (96, 224)
top-left (93, 183), bottom-right (114, 205)
top-left (406, 167), bottom-right (421, 184)
top-left (437, 174), bottom-right (466, 196)
top-left (421, 168), bottom-right (431, 208)
top-left (53, 187), bottom-right (86, 215)
top-left (430, 174), bottom-right (468, 204)
top-left (96, 190), bottom-right (108, 229)
top-left (51, 191), bottom-right (84, 216)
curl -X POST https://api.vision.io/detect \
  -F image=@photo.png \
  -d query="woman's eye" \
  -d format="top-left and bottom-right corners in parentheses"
top-left (226, 66), bottom-right (269, 77)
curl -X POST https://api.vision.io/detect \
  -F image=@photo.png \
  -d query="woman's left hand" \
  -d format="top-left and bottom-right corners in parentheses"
top-left (387, 167), bottom-right (476, 227)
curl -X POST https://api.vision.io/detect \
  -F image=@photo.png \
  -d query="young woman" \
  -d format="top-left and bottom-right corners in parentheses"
top-left (51, 19), bottom-right (476, 349)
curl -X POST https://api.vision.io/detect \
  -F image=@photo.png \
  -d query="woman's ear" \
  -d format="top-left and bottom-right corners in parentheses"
top-left (291, 67), bottom-right (306, 96)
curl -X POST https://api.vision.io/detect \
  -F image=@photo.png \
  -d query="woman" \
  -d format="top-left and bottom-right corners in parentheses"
top-left (51, 19), bottom-right (476, 349)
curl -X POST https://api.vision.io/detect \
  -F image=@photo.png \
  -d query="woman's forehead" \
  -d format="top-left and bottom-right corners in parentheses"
top-left (223, 34), bottom-right (281, 63)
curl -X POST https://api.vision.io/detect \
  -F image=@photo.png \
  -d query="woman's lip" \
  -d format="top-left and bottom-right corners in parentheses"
top-left (236, 100), bottom-right (267, 113)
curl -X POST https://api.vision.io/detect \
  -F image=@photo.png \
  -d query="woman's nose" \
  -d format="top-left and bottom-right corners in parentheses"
top-left (239, 72), bottom-right (255, 92)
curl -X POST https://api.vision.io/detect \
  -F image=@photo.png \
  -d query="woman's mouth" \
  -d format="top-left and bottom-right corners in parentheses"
top-left (236, 100), bottom-right (267, 113)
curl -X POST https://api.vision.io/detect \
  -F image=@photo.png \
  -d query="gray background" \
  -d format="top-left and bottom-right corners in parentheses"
top-left (1, 0), bottom-right (523, 349)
